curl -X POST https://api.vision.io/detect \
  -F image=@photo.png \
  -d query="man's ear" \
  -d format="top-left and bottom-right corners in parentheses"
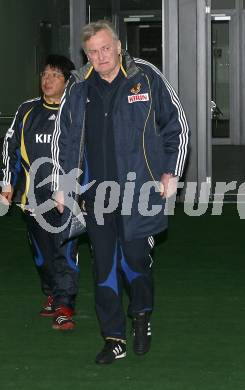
top-left (117, 40), bottom-right (122, 55)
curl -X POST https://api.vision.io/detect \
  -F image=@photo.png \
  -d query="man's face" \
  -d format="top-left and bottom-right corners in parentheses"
top-left (84, 29), bottom-right (121, 81)
top-left (41, 65), bottom-right (66, 101)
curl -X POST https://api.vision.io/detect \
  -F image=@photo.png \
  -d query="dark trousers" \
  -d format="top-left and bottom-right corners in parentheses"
top-left (85, 211), bottom-right (154, 340)
top-left (24, 210), bottom-right (79, 309)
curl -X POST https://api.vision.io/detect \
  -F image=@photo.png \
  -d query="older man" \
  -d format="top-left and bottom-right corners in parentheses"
top-left (53, 20), bottom-right (189, 363)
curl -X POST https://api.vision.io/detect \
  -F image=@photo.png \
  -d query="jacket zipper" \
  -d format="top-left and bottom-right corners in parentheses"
top-left (73, 110), bottom-right (86, 210)
top-left (142, 74), bottom-right (160, 191)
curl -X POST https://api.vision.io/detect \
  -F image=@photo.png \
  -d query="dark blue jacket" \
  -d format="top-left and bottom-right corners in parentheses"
top-left (1, 97), bottom-right (59, 206)
top-left (52, 52), bottom-right (189, 240)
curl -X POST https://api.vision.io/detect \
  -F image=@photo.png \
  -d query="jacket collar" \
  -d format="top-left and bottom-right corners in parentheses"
top-left (42, 96), bottom-right (60, 110)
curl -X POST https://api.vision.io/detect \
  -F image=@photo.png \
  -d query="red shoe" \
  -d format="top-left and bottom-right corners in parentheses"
top-left (52, 306), bottom-right (75, 330)
top-left (40, 296), bottom-right (55, 317)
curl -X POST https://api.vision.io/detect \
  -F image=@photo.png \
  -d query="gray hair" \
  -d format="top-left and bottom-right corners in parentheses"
top-left (81, 20), bottom-right (119, 49)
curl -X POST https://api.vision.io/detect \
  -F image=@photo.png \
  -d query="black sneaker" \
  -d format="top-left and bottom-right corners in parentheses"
top-left (95, 339), bottom-right (126, 364)
top-left (133, 312), bottom-right (151, 355)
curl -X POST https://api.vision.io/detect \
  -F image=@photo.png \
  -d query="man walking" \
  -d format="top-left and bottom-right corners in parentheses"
top-left (53, 20), bottom-right (189, 363)
top-left (1, 55), bottom-right (79, 330)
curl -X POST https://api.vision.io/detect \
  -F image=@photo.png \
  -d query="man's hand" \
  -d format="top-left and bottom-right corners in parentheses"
top-left (53, 190), bottom-right (65, 213)
top-left (0, 184), bottom-right (14, 205)
top-left (160, 173), bottom-right (179, 198)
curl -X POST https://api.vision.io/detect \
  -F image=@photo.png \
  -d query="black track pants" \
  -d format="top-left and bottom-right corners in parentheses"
top-left (25, 210), bottom-right (79, 309)
top-left (85, 211), bottom-right (154, 340)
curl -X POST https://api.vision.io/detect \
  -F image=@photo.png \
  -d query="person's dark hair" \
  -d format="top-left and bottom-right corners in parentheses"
top-left (43, 54), bottom-right (75, 81)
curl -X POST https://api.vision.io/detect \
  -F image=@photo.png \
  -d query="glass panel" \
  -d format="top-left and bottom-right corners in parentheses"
top-left (121, 0), bottom-right (162, 70)
top-left (86, 0), bottom-right (112, 22)
top-left (127, 22), bottom-right (162, 70)
top-left (211, 0), bottom-right (235, 9)
top-left (211, 20), bottom-right (230, 138)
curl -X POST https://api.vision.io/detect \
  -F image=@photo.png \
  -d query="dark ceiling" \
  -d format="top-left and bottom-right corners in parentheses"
top-left (87, 0), bottom-right (162, 11)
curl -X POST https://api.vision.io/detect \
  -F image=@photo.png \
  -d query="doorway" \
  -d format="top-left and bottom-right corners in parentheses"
top-left (117, 4), bottom-right (162, 71)
top-left (125, 21), bottom-right (162, 70)
top-left (210, 10), bottom-right (244, 198)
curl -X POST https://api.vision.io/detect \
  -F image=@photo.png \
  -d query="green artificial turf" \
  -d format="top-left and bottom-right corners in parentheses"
top-left (0, 204), bottom-right (245, 390)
